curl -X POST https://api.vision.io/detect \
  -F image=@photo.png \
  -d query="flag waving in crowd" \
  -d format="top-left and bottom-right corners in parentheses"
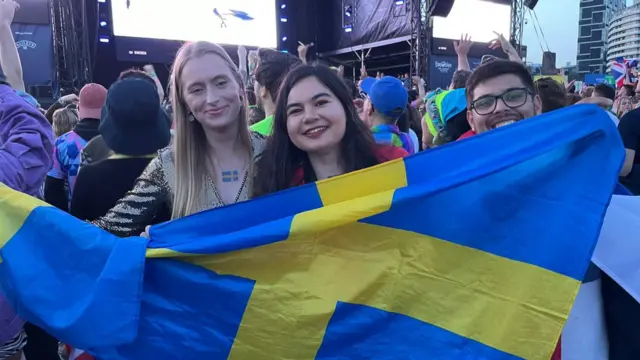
top-left (0, 104), bottom-right (624, 359)
top-left (611, 58), bottom-right (630, 89)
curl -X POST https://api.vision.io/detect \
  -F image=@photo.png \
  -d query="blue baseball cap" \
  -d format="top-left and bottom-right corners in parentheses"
top-left (360, 76), bottom-right (408, 119)
top-left (359, 77), bottom-right (376, 93)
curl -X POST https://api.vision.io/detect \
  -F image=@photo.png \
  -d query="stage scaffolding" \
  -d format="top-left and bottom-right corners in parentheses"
top-left (50, 0), bottom-right (92, 94)
top-left (510, 0), bottom-right (525, 57)
top-left (409, 0), bottom-right (429, 79)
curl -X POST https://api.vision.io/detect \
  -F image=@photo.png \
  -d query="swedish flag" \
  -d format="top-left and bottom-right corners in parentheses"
top-left (0, 105), bottom-right (624, 359)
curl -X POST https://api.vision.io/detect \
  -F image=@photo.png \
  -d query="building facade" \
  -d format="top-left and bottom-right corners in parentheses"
top-left (577, 0), bottom-right (626, 75)
top-left (607, 1), bottom-right (640, 64)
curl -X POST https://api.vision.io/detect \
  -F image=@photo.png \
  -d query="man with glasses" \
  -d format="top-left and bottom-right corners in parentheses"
top-left (457, 59), bottom-right (553, 360)
top-left (461, 59), bottom-right (640, 360)
top-left (457, 60), bottom-right (542, 140)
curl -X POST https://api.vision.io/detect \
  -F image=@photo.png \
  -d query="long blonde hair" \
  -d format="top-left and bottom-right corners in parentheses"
top-left (170, 41), bottom-right (253, 219)
top-left (52, 107), bottom-right (79, 137)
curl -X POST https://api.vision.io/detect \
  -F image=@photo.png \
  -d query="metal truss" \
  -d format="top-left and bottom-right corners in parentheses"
top-left (510, 0), bottom-right (525, 57)
top-left (51, 0), bottom-right (92, 94)
top-left (409, 0), bottom-right (429, 78)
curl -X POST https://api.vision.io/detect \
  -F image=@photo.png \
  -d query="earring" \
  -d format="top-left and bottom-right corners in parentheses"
top-left (188, 113), bottom-right (195, 122)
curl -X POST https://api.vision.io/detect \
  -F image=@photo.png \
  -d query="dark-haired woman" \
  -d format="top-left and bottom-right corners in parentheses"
top-left (253, 65), bottom-right (407, 196)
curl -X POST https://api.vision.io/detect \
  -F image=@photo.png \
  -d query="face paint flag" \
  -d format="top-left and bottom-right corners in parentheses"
top-left (0, 105), bottom-right (624, 359)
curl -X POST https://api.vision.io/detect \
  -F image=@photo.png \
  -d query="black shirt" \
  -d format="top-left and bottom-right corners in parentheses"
top-left (618, 109), bottom-right (640, 194)
top-left (619, 109), bottom-right (640, 163)
top-left (70, 157), bottom-right (170, 223)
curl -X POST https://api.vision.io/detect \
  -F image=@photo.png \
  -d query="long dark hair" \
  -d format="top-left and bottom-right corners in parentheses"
top-left (253, 64), bottom-right (379, 197)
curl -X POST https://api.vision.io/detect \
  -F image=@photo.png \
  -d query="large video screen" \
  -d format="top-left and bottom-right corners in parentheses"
top-left (14, 0), bottom-right (49, 25)
top-left (111, 0), bottom-right (277, 62)
top-left (432, 0), bottom-right (511, 43)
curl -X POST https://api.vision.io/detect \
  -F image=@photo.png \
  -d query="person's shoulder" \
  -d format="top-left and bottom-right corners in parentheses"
top-left (156, 146), bottom-right (172, 165)
top-left (618, 108), bottom-right (640, 130)
top-left (85, 134), bottom-right (105, 148)
top-left (250, 117), bottom-right (273, 136)
top-left (457, 130), bottom-right (476, 140)
top-left (0, 88), bottom-right (51, 134)
top-left (85, 156), bottom-right (152, 175)
top-left (605, 110), bottom-right (620, 126)
top-left (250, 130), bottom-right (267, 160)
top-left (251, 130), bottom-right (266, 141)
top-left (375, 145), bottom-right (409, 162)
top-left (76, 159), bottom-right (103, 178)
top-left (0, 83), bottom-right (17, 99)
top-left (0, 87), bottom-right (40, 115)
top-left (620, 107), bottom-right (640, 122)
top-left (54, 131), bottom-right (76, 147)
top-left (74, 157), bottom-right (109, 193)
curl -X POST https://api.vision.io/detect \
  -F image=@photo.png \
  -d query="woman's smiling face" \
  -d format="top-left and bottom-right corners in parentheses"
top-left (285, 76), bottom-right (347, 155)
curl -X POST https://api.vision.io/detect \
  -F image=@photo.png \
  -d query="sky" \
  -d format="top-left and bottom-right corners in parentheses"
top-left (522, 0), bottom-right (634, 66)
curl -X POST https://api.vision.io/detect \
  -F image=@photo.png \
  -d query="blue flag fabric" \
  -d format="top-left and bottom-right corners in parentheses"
top-left (0, 105), bottom-right (625, 359)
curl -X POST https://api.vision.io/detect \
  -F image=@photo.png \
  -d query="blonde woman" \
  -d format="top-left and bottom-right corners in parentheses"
top-left (52, 107), bottom-right (79, 137)
top-left (93, 41), bottom-right (265, 237)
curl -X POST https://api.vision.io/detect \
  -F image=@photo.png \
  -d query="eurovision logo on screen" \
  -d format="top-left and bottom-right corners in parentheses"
top-left (16, 40), bottom-right (37, 51)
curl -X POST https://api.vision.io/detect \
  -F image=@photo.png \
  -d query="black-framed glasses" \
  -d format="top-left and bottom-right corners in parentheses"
top-left (470, 88), bottom-right (533, 115)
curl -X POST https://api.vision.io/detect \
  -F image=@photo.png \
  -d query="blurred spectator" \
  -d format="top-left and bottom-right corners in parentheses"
top-left (44, 93), bottom-right (79, 125)
top-left (250, 48), bottom-right (302, 135)
top-left (534, 77), bottom-right (566, 113)
top-left (361, 76), bottom-right (415, 154)
top-left (246, 85), bottom-right (265, 125)
top-left (81, 69), bottom-right (167, 168)
top-left (593, 84), bottom-right (615, 101)
top-left (0, 72), bottom-right (53, 360)
top-left (44, 83), bottom-right (107, 212)
top-left (581, 86), bottom-right (595, 98)
top-left (52, 107), bottom-right (79, 137)
top-left (423, 88), bottom-right (469, 147)
top-left (616, 96), bottom-right (637, 119)
top-left (451, 69), bottom-right (472, 90)
top-left (71, 78), bottom-right (171, 221)
top-left (619, 84), bottom-right (635, 98)
top-left (566, 93), bottom-right (582, 106)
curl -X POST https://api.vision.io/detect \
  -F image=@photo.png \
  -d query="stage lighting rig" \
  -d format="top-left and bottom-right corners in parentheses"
top-left (342, 0), bottom-right (356, 33)
top-left (279, 2), bottom-right (288, 50)
top-left (344, 5), bottom-right (353, 17)
top-left (97, 0), bottom-right (111, 45)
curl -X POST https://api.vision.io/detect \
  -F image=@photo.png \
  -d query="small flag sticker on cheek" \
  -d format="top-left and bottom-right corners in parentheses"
top-left (222, 170), bottom-right (240, 183)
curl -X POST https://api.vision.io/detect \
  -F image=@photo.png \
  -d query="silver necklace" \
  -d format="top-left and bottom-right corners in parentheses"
top-left (210, 169), bottom-right (249, 206)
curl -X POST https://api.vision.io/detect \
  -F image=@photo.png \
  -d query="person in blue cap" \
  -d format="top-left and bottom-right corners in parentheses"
top-left (360, 76), bottom-right (415, 154)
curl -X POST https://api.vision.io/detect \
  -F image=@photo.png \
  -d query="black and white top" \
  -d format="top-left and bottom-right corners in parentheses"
top-left (93, 132), bottom-right (265, 237)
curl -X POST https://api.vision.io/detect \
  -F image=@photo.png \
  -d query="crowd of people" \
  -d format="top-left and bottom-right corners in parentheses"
top-left (0, 0), bottom-right (639, 358)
